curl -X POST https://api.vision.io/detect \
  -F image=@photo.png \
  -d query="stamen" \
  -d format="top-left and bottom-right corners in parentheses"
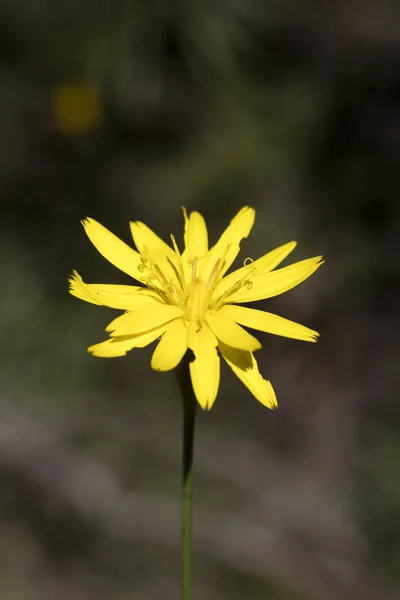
top-left (243, 258), bottom-right (257, 278)
top-left (182, 206), bottom-right (189, 224)
top-left (139, 248), bottom-right (150, 270)
top-left (219, 243), bottom-right (232, 271)
top-left (192, 257), bottom-right (198, 281)
top-left (154, 288), bottom-right (170, 304)
top-left (205, 244), bottom-right (232, 304)
top-left (170, 234), bottom-right (180, 256)
top-left (213, 255), bottom-right (257, 308)
top-left (169, 234), bottom-right (186, 289)
top-left (142, 273), bottom-right (157, 287)
top-left (166, 257), bottom-right (180, 283)
top-left (206, 258), bottom-right (221, 289)
top-left (141, 275), bottom-right (160, 295)
top-left (137, 243), bottom-right (186, 308)
top-left (165, 282), bottom-right (184, 309)
top-left (154, 264), bottom-right (169, 286)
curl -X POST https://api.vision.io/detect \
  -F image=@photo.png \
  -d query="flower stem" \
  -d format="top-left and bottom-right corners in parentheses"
top-left (176, 353), bottom-right (197, 600)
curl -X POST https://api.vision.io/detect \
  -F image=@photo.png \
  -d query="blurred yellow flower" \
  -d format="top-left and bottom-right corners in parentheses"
top-left (69, 208), bottom-right (323, 409)
top-left (51, 84), bottom-right (102, 135)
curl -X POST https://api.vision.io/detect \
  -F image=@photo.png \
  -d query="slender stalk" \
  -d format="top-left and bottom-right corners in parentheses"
top-left (176, 353), bottom-right (197, 600)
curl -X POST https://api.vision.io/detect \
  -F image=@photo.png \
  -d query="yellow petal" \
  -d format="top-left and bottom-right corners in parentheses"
top-left (206, 310), bottom-right (261, 351)
top-left (151, 318), bottom-right (188, 371)
top-left (250, 240), bottom-right (298, 273)
top-left (82, 218), bottom-right (143, 281)
top-left (217, 241), bottom-right (297, 298)
top-left (106, 305), bottom-right (183, 336)
top-left (188, 323), bottom-right (220, 410)
top-left (69, 271), bottom-right (161, 309)
top-left (226, 256), bottom-right (324, 303)
top-left (219, 305), bottom-right (319, 342)
top-left (183, 208), bottom-right (208, 258)
top-left (88, 328), bottom-right (166, 357)
top-left (129, 220), bottom-right (177, 264)
top-left (203, 206), bottom-right (255, 280)
top-left (219, 342), bottom-right (277, 409)
top-left (130, 220), bottom-right (181, 285)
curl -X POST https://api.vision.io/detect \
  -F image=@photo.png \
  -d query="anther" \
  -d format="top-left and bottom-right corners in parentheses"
top-left (206, 258), bottom-right (221, 289)
top-left (170, 234), bottom-right (180, 256)
top-left (154, 264), bottom-right (169, 286)
top-left (192, 257), bottom-right (198, 281)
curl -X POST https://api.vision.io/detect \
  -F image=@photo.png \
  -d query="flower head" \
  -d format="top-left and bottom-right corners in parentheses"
top-left (69, 207), bottom-right (323, 410)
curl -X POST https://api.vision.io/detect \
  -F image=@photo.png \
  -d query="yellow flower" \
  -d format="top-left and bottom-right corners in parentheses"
top-left (69, 207), bottom-right (323, 410)
top-left (51, 84), bottom-right (102, 135)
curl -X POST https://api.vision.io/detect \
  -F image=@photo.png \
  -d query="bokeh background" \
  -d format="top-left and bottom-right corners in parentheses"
top-left (0, 1), bottom-right (399, 599)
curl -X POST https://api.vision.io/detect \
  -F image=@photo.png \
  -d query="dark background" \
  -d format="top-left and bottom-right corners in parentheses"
top-left (0, 1), bottom-right (399, 599)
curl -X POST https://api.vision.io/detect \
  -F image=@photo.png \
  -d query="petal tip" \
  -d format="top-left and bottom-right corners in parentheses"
top-left (182, 206), bottom-right (189, 222)
top-left (129, 220), bottom-right (143, 228)
top-left (87, 345), bottom-right (102, 357)
top-left (267, 386), bottom-right (278, 410)
top-left (197, 395), bottom-right (216, 411)
top-left (240, 205), bottom-right (255, 221)
top-left (68, 270), bottom-right (79, 285)
top-left (68, 271), bottom-right (84, 298)
top-left (262, 380), bottom-right (278, 410)
top-left (150, 357), bottom-right (168, 372)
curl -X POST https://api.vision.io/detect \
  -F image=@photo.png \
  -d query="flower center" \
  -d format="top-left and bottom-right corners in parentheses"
top-left (137, 241), bottom-right (256, 326)
top-left (185, 277), bottom-right (208, 324)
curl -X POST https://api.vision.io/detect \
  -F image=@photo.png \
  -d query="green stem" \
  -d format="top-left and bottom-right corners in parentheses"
top-left (176, 353), bottom-right (197, 600)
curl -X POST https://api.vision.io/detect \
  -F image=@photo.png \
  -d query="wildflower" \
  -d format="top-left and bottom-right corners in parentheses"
top-left (69, 207), bottom-right (323, 409)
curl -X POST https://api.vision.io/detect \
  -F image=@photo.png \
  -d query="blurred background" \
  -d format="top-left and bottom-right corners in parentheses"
top-left (0, 1), bottom-right (399, 599)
